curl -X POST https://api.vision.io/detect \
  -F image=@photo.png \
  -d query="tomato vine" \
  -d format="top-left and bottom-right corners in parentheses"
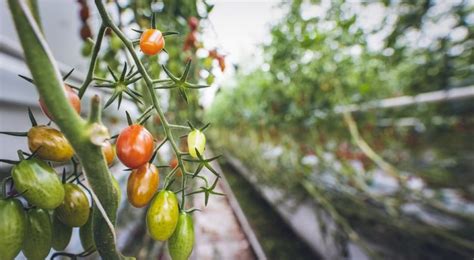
top-left (4, 0), bottom-right (222, 259)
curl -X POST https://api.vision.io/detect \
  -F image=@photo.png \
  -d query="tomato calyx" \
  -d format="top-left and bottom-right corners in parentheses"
top-left (94, 62), bottom-right (143, 109)
top-left (154, 59), bottom-right (211, 103)
top-left (186, 177), bottom-right (224, 206)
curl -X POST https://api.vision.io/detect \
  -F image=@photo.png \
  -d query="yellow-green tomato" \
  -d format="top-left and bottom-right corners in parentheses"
top-left (23, 208), bottom-right (52, 260)
top-left (187, 129), bottom-right (206, 158)
top-left (55, 183), bottom-right (90, 227)
top-left (168, 212), bottom-right (195, 260)
top-left (12, 158), bottom-right (65, 209)
top-left (28, 125), bottom-right (74, 162)
top-left (51, 212), bottom-right (72, 251)
top-left (0, 198), bottom-right (26, 260)
top-left (146, 190), bottom-right (179, 241)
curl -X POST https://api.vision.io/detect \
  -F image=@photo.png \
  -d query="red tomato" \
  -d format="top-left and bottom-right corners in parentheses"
top-left (39, 85), bottom-right (81, 120)
top-left (188, 17), bottom-right (199, 31)
top-left (116, 124), bottom-right (154, 169)
top-left (127, 163), bottom-right (159, 208)
top-left (139, 29), bottom-right (165, 56)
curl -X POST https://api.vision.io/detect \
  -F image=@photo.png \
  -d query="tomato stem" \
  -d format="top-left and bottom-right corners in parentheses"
top-left (79, 24), bottom-right (106, 98)
top-left (8, 1), bottom-right (123, 259)
top-left (94, 0), bottom-right (191, 213)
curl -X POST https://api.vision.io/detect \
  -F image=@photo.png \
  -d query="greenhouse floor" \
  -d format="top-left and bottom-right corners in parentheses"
top-left (193, 164), bottom-right (257, 260)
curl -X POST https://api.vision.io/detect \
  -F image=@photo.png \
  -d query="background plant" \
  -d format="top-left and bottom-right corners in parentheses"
top-left (207, 0), bottom-right (474, 258)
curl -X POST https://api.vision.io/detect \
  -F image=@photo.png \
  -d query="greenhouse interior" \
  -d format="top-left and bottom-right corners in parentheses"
top-left (0, 0), bottom-right (473, 259)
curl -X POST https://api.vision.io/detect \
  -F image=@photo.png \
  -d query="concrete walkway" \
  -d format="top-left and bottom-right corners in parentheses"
top-left (192, 167), bottom-right (257, 260)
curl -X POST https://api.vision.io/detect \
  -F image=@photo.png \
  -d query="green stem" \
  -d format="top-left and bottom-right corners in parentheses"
top-left (79, 24), bottom-right (106, 98)
top-left (95, 0), bottom-right (189, 206)
top-left (26, 0), bottom-right (41, 32)
top-left (7, 1), bottom-right (125, 259)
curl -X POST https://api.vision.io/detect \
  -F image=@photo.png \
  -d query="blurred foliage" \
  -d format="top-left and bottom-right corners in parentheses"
top-left (207, 0), bottom-right (474, 258)
top-left (209, 0), bottom-right (474, 130)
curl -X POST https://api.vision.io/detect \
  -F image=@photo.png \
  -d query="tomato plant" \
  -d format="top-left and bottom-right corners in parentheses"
top-left (116, 124), bottom-right (154, 169)
top-left (146, 190), bottom-right (179, 241)
top-left (168, 212), bottom-right (195, 260)
top-left (28, 125), bottom-right (74, 162)
top-left (12, 157), bottom-right (65, 209)
top-left (0, 198), bottom-right (26, 260)
top-left (52, 212), bottom-right (73, 251)
top-left (139, 29), bottom-right (165, 56)
top-left (188, 129), bottom-right (206, 158)
top-left (102, 140), bottom-right (116, 166)
top-left (39, 85), bottom-right (81, 120)
top-left (55, 183), bottom-right (90, 227)
top-left (79, 210), bottom-right (96, 251)
top-left (22, 208), bottom-right (52, 260)
top-left (4, 1), bottom-right (223, 259)
top-left (127, 163), bottom-right (159, 208)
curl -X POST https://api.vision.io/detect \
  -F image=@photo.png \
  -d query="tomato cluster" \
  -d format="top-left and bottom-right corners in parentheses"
top-left (208, 49), bottom-right (226, 72)
top-left (4, 1), bottom-right (219, 258)
top-left (0, 93), bottom-right (117, 258)
top-left (184, 17), bottom-right (200, 52)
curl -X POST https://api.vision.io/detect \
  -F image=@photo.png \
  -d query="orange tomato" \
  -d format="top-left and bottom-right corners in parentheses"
top-left (127, 163), bottom-right (159, 208)
top-left (116, 124), bottom-right (154, 169)
top-left (169, 157), bottom-right (182, 177)
top-left (102, 141), bottom-right (116, 166)
top-left (139, 29), bottom-right (165, 56)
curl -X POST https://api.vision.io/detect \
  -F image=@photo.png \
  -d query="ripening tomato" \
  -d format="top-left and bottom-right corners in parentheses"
top-left (28, 125), bottom-right (74, 162)
top-left (0, 198), bottom-right (26, 260)
top-left (140, 29), bottom-right (165, 55)
top-left (39, 85), bottom-right (81, 120)
top-left (12, 158), bottom-right (65, 209)
top-left (102, 141), bottom-right (116, 166)
top-left (168, 212), bottom-right (195, 260)
top-left (22, 208), bottom-right (52, 260)
top-left (127, 163), bottom-right (159, 208)
top-left (116, 124), bottom-right (154, 169)
top-left (55, 183), bottom-right (90, 227)
top-left (187, 129), bottom-right (206, 158)
top-left (169, 157), bottom-right (182, 177)
top-left (146, 190), bottom-right (179, 241)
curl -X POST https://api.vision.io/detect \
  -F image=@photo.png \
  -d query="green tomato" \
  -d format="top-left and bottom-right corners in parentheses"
top-left (12, 158), bottom-right (65, 209)
top-left (79, 209), bottom-right (96, 252)
top-left (55, 183), bottom-right (90, 227)
top-left (81, 41), bottom-right (93, 56)
top-left (187, 129), bottom-right (206, 158)
top-left (22, 208), bottom-right (52, 260)
top-left (0, 198), bottom-right (26, 260)
top-left (110, 34), bottom-right (123, 51)
top-left (168, 212), bottom-right (195, 260)
top-left (51, 212), bottom-right (72, 251)
top-left (146, 190), bottom-right (179, 241)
